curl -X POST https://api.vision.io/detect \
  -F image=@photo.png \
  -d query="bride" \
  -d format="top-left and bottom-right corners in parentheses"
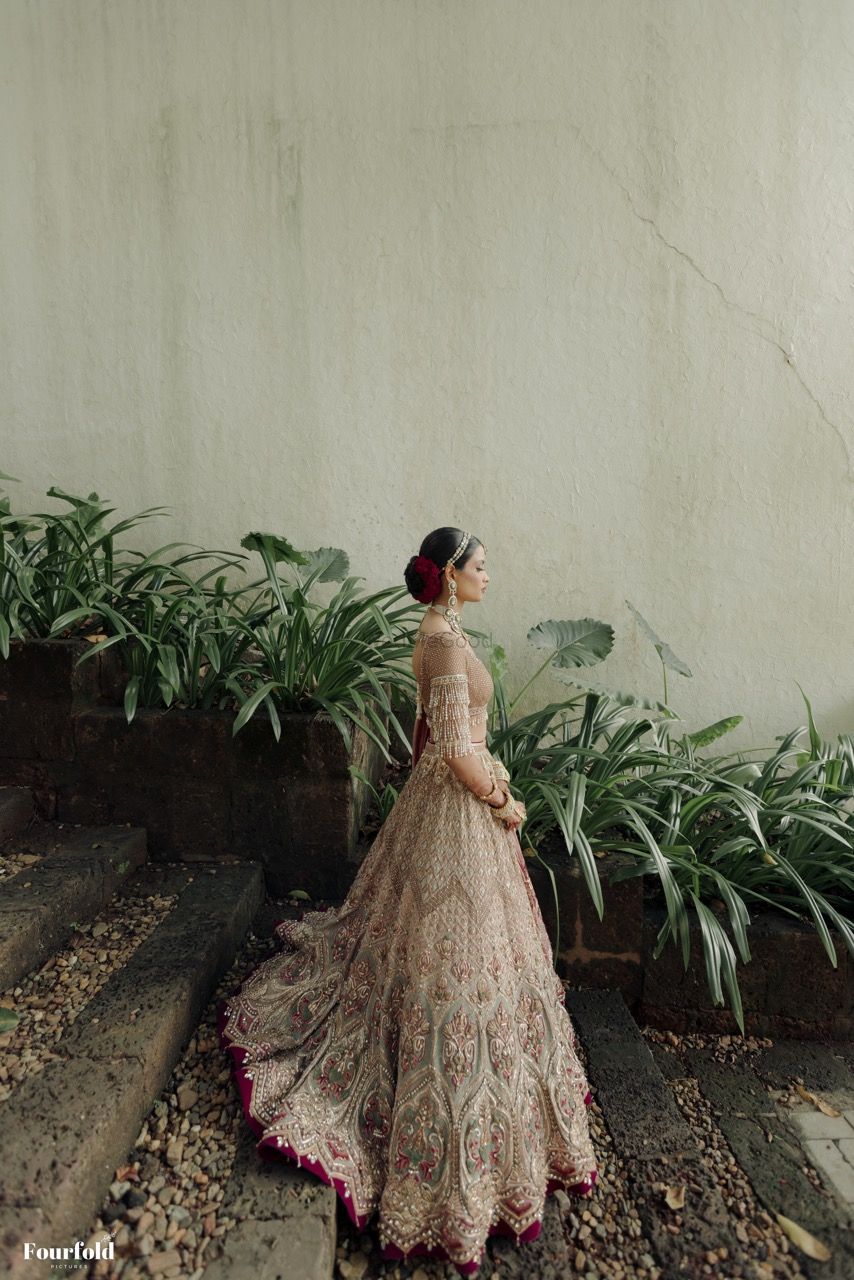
top-left (218, 527), bottom-right (598, 1275)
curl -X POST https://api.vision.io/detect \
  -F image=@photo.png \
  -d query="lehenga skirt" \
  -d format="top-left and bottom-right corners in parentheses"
top-left (217, 738), bottom-right (598, 1275)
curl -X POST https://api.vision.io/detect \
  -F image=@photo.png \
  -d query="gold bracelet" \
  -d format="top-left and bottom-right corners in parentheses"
top-left (474, 782), bottom-right (499, 801)
top-left (491, 794), bottom-right (518, 820)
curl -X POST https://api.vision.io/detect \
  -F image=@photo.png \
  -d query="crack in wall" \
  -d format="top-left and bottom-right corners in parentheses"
top-left (410, 113), bottom-right (854, 487)
top-left (562, 117), bottom-right (854, 488)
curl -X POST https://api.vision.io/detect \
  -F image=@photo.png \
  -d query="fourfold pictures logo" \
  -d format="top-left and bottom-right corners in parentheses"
top-left (22, 1229), bottom-right (117, 1268)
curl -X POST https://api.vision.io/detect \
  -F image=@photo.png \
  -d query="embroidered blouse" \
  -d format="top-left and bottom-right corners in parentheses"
top-left (414, 631), bottom-right (494, 757)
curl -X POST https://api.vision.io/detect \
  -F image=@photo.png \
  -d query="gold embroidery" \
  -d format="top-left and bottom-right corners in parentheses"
top-left (220, 632), bottom-right (597, 1270)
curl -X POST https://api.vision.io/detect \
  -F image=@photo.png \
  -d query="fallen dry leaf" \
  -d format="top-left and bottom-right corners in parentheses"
top-left (664, 1184), bottom-right (685, 1209)
top-left (84, 633), bottom-right (108, 644)
top-left (794, 1083), bottom-right (841, 1117)
top-left (774, 1212), bottom-right (831, 1260)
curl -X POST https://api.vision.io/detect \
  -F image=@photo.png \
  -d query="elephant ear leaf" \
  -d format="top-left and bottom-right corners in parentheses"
top-left (625, 601), bottom-right (693, 677)
top-left (556, 673), bottom-right (679, 717)
top-left (527, 619), bottom-right (614, 668)
top-left (298, 547), bottom-right (349, 583)
top-left (240, 532), bottom-right (310, 565)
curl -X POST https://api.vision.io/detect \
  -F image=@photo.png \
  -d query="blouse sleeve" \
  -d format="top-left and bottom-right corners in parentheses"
top-left (423, 634), bottom-right (474, 759)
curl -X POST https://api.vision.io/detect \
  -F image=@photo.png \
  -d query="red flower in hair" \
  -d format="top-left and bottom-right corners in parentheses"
top-left (412, 555), bottom-right (442, 603)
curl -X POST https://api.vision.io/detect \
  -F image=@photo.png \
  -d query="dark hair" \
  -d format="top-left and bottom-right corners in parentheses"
top-left (403, 527), bottom-right (482, 603)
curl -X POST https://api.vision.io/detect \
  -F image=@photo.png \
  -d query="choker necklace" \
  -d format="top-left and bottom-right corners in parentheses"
top-left (429, 602), bottom-right (465, 637)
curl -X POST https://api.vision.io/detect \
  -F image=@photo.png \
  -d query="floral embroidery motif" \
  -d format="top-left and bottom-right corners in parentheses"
top-left (451, 953), bottom-right (474, 984)
top-left (317, 1049), bottom-right (357, 1099)
top-left (363, 1088), bottom-right (392, 1140)
top-left (341, 957), bottom-right (373, 1016)
top-left (462, 1103), bottom-right (509, 1181)
top-left (442, 1006), bottom-right (476, 1089)
top-left (394, 1100), bottom-right (445, 1186)
top-left (486, 1003), bottom-right (515, 1084)
top-left (400, 1001), bottom-right (430, 1075)
top-left (517, 991), bottom-right (547, 1063)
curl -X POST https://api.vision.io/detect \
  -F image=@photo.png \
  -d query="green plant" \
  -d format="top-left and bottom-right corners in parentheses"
top-left (220, 532), bottom-right (422, 758)
top-left (348, 764), bottom-right (401, 823)
top-left (0, 475), bottom-right (170, 653)
top-left (3, 480), bottom-right (423, 759)
top-left (480, 610), bottom-right (854, 1035)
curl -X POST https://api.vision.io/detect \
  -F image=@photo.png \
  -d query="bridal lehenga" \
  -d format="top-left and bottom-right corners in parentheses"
top-left (218, 630), bottom-right (598, 1274)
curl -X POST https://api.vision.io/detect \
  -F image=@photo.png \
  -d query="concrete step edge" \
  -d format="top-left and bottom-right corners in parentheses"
top-left (0, 827), bottom-right (149, 992)
top-left (0, 860), bottom-right (265, 1279)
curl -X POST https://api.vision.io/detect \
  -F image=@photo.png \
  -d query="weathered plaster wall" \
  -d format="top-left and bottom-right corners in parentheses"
top-left (2, 0), bottom-right (852, 744)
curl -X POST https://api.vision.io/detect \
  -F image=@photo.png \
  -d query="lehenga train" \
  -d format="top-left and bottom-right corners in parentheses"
top-left (218, 630), bottom-right (598, 1274)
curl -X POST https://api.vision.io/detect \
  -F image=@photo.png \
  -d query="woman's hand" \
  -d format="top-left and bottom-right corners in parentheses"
top-left (504, 798), bottom-right (526, 831)
top-left (486, 782), bottom-right (511, 807)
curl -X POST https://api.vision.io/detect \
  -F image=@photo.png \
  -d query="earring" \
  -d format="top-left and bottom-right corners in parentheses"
top-left (448, 576), bottom-right (457, 611)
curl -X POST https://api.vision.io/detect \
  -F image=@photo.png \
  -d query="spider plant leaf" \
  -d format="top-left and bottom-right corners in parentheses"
top-left (157, 644), bottom-right (181, 695)
top-left (348, 765), bottom-right (379, 805)
top-left (795, 683), bottom-right (823, 760)
top-left (686, 716), bottom-right (743, 748)
top-left (310, 697), bottom-right (354, 754)
top-left (231, 680), bottom-right (284, 735)
top-left (527, 618), bottom-right (614, 667)
top-left (625, 601), bottom-right (693, 676)
top-left (703, 874), bottom-right (752, 962)
top-left (124, 675), bottom-right (140, 723)
top-left (691, 895), bottom-right (745, 1033)
top-left (263, 693), bottom-right (282, 741)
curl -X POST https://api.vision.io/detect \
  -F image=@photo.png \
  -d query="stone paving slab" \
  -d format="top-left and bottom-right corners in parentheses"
top-left (684, 1046), bottom-right (854, 1280)
top-left (567, 989), bottom-right (754, 1279)
top-left (486, 1194), bottom-right (575, 1280)
top-left (204, 1126), bottom-right (336, 1280)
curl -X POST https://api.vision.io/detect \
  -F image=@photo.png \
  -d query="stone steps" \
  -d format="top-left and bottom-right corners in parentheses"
top-left (203, 1127), bottom-right (337, 1280)
top-left (568, 989), bottom-right (854, 1280)
top-left (565, 988), bottom-right (751, 1277)
top-left (0, 858), bottom-right (265, 1280)
top-left (0, 810), bottom-right (149, 991)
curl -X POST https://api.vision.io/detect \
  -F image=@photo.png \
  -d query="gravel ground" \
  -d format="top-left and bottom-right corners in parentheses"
top-left (642, 1027), bottom-right (808, 1280)
top-left (12, 902), bottom-right (814, 1280)
top-left (81, 907), bottom-right (298, 1279)
top-left (70, 916), bottom-right (655, 1280)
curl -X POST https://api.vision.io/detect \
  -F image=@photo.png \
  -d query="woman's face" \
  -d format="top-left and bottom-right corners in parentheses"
top-left (447, 543), bottom-right (488, 604)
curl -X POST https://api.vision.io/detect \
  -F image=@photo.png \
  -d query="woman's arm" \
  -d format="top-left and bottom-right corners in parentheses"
top-left (446, 753), bottom-right (508, 805)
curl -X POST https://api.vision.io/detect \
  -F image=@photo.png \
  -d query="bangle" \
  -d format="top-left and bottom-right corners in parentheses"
top-left (491, 794), bottom-right (519, 821)
top-left (473, 772), bottom-right (498, 800)
top-left (475, 783), bottom-right (499, 802)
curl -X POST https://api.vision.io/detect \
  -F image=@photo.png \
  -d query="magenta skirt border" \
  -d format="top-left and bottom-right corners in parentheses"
top-left (217, 914), bottom-right (598, 1277)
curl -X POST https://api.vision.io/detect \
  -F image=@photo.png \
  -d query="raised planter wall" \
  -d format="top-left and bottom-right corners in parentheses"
top-left (0, 639), bottom-right (386, 899)
top-left (527, 849), bottom-right (853, 1039)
